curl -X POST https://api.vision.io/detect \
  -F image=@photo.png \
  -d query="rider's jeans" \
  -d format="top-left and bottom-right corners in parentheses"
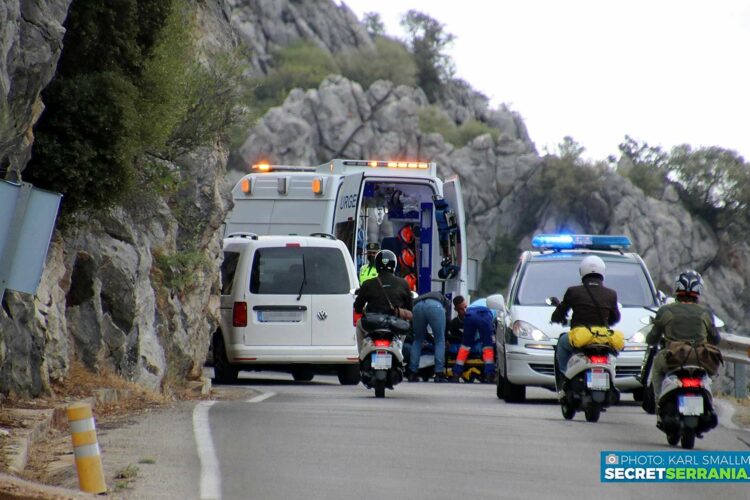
top-left (556, 332), bottom-right (576, 376)
top-left (410, 299), bottom-right (446, 374)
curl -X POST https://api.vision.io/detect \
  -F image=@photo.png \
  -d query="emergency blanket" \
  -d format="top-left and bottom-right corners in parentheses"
top-left (568, 326), bottom-right (625, 351)
top-left (664, 341), bottom-right (723, 375)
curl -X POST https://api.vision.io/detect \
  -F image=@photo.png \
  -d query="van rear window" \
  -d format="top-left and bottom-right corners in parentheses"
top-left (221, 251), bottom-right (240, 295)
top-left (250, 247), bottom-right (350, 295)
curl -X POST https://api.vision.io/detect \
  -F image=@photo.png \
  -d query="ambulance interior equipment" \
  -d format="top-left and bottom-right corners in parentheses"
top-left (348, 180), bottom-right (461, 293)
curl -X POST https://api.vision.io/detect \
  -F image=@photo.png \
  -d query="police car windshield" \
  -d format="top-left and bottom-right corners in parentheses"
top-left (516, 259), bottom-right (657, 307)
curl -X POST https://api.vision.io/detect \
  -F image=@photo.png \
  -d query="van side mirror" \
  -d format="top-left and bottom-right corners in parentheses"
top-left (656, 290), bottom-right (668, 305)
top-left (546, 297), bottom-right (560, 307)
top-left (485, 294), bottom-right (505, 313)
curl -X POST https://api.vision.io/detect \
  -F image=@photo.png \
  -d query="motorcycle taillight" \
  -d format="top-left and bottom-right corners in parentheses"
top-left (588, 355), bottom-right (608, 364)
top-left (681, 377), bottom-right (702, 388)
top-left (233, 302), bottom-right (247, 327)
top-left (374, 339), bottom-right (391, 347)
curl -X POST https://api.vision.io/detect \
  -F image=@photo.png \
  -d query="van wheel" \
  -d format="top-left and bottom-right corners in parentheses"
top-left (504, 379), bottom-right (526, 403)
top-left (631, 387), bottom-right (644, 402)
top-left (292, 367), bottom-right (315, 382)
top-left (212, 333), bottom-right (238, 385)
top-left (496, 371), bottom-right (505, 400)
top-left (338, 365), bottom-right (360, 385)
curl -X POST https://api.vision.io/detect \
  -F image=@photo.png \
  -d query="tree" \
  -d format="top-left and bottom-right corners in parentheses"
top-left (668, 145), bottom-right (750, 229)
top-left (556, 136), bottom-right (585, 163)
top-left (362, 12), bottom-right (385, 37)
top-left (615, 135), bottom-right (668, 198)
top-left (400, 10), bottom-right (455, 101)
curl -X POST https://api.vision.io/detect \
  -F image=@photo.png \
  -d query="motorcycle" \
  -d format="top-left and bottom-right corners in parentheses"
top-left (556, 343), bottom-right (619, 422)
top-left (657, 365), bottom-right (718, 449)
top-left (359, 313), bottom-right (410, 397)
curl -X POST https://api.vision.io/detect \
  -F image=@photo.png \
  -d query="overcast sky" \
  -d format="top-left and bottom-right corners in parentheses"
top-left (341, 0), bottom-right (750, 162)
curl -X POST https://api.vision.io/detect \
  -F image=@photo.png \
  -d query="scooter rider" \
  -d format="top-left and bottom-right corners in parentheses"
top-left (647, 270), bottom-right (720, 402)
top-left (551, 255), bottom-right (620, 388)
top-left (354, 250), bottom-right (413, 354)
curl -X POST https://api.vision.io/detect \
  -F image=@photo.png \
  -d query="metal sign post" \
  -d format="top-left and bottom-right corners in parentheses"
top-left (0, 180), bottom-right (62, 301)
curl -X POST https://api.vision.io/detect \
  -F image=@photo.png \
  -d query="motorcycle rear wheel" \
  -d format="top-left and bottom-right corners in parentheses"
top-left (585, 406), bottom-right (601, 422)
top-left (374, 380), bottom-right (386, 398)
top-left (681, 429), bottom-right (696, 449)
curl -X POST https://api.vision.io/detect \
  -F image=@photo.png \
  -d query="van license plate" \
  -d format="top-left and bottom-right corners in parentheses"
top-left (586, 369), bottom-right (609, 390)
top-left (257, 310), bottom-right (302, 322)
top-left (372, 352), bottom-right (391, 370)
top-left (678, 395), bottom-right (703, 416)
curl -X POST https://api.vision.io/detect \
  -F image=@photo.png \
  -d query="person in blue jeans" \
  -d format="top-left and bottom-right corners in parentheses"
top-left (408, 291), bottom-right (451, 383)
top-left (450, 296), bottom-right (496, 383)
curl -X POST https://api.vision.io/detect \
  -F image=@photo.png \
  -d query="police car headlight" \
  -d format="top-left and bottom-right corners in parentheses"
top-left (512, 320), bottom-right (549, 341)
top-left (630, 331), bottom-right (646, 344)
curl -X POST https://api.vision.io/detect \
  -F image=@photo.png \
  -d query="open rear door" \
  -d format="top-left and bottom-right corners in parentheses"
top-left (332, 172), bottom-right (364, 263)
top-left (442, 176), bottom-right (468, 297)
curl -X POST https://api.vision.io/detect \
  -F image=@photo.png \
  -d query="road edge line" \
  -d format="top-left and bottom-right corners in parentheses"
top-left (193, 401), bottom-right (221, 500)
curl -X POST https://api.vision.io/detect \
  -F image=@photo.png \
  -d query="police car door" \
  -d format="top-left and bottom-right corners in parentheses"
top-left (441, 176), bottom-right (468, 298)
top-left (332, 172), bottom-right (364, 263)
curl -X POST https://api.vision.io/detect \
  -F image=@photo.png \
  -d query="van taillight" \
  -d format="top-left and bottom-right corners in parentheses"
top-left (353, 311), bottom-right (363, 326)
top-left (233, 302), bottom-right (248, 327)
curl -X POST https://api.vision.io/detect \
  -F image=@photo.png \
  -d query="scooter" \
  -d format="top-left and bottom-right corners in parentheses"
top-left (657, 366), bottom-right (718, 449)
top-left (359, 313), bottom-right (410, 397)
top-left (557, 343), bottom-right (619, 422)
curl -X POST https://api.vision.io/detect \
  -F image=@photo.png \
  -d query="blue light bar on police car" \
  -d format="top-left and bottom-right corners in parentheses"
top-left (532, 234), bottom-right (632, 250)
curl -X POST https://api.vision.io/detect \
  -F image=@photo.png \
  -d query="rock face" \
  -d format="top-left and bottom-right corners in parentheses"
top-left (1, 0), bottom-right (748, 397)
top-left (0, 0), bottom-right (71, 180)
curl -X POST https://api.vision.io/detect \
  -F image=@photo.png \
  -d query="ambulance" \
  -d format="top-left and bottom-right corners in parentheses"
top-left (224, 159), bottom-right (476, 301)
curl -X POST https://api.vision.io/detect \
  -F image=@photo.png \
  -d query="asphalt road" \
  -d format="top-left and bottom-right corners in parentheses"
top-left (101, 371), bottom-right (750, 500)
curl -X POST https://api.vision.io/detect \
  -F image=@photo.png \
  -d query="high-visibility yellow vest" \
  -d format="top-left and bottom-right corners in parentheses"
top-left (359, 264), bottom-right (378, 284)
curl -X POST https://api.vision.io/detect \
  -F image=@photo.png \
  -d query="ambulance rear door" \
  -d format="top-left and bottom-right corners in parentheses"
top-left (442, 176), bottom-right (468, 298)
top-left (332, 172), bottom-right (364, 262)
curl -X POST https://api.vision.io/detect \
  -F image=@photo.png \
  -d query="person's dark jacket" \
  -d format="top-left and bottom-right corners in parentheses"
top-left (353, 270), bottom-right (413, 315)
top-left (447, 316), bottom-right (463, 344)
top-left (647, 300), bottom-right (720, 346)
top-left (550, 276), bottom-right (620, 327)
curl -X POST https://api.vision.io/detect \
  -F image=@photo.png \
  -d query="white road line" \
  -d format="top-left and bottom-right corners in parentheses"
top-left (193, 401), bottom-right (221, 500)
top-left (246, 392), bottom-right (276, 403)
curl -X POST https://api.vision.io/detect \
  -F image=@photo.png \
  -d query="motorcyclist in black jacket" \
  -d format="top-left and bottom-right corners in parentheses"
top-left (551, 255), bottom-right (620, 389)
top-left (354, 250), bottom-right (413, 353)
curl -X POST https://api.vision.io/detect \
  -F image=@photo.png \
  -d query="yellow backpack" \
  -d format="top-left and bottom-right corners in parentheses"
top-left (568, 326), bottom-right (625, 351)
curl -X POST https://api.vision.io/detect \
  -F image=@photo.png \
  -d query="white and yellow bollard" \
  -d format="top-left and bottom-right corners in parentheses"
top-left (67, 402), bottom-right (107, 494)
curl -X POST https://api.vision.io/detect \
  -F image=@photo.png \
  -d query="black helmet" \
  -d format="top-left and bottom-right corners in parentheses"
top-left (675, 270), bottom-right (703, 296)
top-left (375, 249), bottom-right (397, 273)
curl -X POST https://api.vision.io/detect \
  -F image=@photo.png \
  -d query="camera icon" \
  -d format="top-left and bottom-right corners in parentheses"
top-left (605, 454), bottom-right (619, 465)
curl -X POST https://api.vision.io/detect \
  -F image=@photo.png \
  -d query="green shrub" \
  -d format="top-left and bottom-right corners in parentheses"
top-left (477, 235), bottom-right (520, 297)
top-left (534, 151), bottom-right (606, 220)
top-left (153, 250), bottom-right (208, 294)
top-left (251, 42), bottom-right (337, 113)
top-left (336, 37), bottom-right (417, 89)
top-left (418, 106), bottom-right (498, 147)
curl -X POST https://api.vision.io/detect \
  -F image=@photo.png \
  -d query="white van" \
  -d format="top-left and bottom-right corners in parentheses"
top-left (212, 233), bottom-right (360, 385)
top-left (224, 159), bottom-right (477, 304)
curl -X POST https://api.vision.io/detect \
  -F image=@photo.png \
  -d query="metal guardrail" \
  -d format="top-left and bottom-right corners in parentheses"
top-left (719, 333), bottom-right (750, 398)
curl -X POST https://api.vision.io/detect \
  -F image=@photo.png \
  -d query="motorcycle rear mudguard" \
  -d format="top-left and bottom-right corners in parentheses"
top-left (658, 389), bottom-right (718, 435)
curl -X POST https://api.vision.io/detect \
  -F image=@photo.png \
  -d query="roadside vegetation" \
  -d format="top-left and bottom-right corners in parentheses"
top-left (23, 0), bottom-right (251, 219)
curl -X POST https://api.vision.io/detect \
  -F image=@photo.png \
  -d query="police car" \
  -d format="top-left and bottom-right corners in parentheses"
top-left (494, 234), bottom-right (661, 403)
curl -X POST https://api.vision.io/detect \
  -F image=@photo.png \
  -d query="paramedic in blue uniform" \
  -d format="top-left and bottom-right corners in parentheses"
top-left (550, 255), bottom-right (620, 388)
top-left (450, 296), bottom-right (496, 383)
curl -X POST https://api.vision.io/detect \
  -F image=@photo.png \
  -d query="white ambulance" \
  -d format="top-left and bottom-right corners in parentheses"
top-left (224, 159), bottom-right (475, 301)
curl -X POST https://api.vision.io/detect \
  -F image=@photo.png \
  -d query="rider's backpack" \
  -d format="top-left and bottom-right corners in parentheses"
top-left (568, 326), bottom-right (625, 351)
top-left (664, 340), bottom-right (723, 375)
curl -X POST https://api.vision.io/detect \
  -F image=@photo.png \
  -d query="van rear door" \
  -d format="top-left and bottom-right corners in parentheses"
top-left (244, 245), bottom-right (312, 346)
top-left (306, 247), bottom-right (357, 346)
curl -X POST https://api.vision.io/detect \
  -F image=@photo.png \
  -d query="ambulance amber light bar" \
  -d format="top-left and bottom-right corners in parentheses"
top-left (250, 163), bottom-right (316, 172)
top-left (342, 160), bottom-right (430, 170)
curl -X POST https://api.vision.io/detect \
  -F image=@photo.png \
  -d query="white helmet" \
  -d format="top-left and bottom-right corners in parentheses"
top-left (579, 255), bottom-right (605, 278)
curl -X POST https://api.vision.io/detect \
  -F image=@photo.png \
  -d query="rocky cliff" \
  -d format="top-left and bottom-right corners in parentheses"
top-left (1, 0), bottom-right (747, 397)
